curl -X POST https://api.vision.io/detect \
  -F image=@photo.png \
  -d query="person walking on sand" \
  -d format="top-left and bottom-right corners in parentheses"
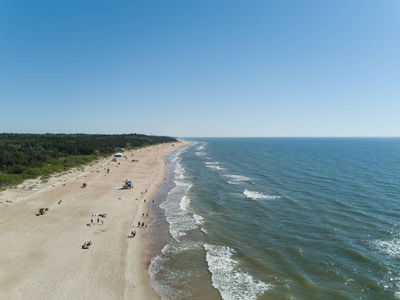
top-left (131, 231), bottom-right (134, 237)
top-left (101, 220), bottom-right (104, 225)
top-left (97, 218), bottom-right (99, 223)
top-left (91, 218), bottom-right (93, 224)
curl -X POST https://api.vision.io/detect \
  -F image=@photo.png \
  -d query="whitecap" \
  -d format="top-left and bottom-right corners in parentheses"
top-left (205, 161), bottom-right (220, 165)
top-left (204, 244), bottom-right (271, 299)
top-left (180, 194), bottom-right (190, 212)
top-left (227, 181), bottom-right (240, 185)
top-left (225, 174), bottom-right (251, 181)
top-left (225, 174), bottom-right (251, 185)
top-left (193, 214), bottom-right (204, 225)
top-left (243, 189), bottom-right (280, 200)
top-left (206, 165), bottom-right (225, 170)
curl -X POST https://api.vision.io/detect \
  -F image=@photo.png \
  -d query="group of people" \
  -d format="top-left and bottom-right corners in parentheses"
top-left (82, 241), bottom-right (92, 249)
top-left (84, 213), bottom-right (107, 248)
top-left (137, 221), bottom-right (146, 227)
top-left (90, 217), bottom-right (104, 226)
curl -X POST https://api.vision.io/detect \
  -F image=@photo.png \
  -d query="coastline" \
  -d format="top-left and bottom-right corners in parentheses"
top-left (0, 141), bottom-right (189, 299)
top-left (143, 141), bottom-right (223, 300)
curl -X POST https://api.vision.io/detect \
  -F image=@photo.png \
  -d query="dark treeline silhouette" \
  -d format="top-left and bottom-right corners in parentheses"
top-left (0, 133), bottom-right (177, 187)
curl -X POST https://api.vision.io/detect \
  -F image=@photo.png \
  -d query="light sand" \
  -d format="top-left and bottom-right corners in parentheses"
top-left (0, 142), bottom-right (188, 299)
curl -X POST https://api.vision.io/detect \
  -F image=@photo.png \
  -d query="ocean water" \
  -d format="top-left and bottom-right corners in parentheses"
top-left (145, 138), bottom-right (400, 299)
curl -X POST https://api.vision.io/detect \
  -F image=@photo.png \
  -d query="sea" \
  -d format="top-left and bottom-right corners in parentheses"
top-left (143, 138), bottom-right (400, 300)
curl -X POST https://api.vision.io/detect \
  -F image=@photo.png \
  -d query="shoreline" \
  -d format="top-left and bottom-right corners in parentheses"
top-left (0, 141), bottom-right (189, 299)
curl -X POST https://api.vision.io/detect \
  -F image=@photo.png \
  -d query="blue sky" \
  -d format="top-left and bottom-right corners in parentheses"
top-left (1, 0), bottom-right (399, 137)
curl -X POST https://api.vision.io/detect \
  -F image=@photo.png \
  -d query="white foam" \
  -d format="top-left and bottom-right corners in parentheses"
top-left (180, 195), bottom-right (190, 212)
top-left (161, 194), bottom-right (197, 242)
top-left (243, 189), bottom-right (280, 200)
top-left (206, 165), bottom-right (225, 170)
top-left (395, 283), bottom-right (400, 299)
top-left (395, 291), bottom-right (400, 299)
top-left (225, 174), bottom-right (251, 185)
top-left (195, 152), bottom-right (205, 156)
top-left (193, 214), bottom-right (204, 225)
top-left (204, 244), bottom-right (271, 299)
top-left (149, 253), bottom-right (192, 299)
top-left (159, 149), bottom-right (199, 243)
top-left (373, 238), bottom-right (400, 258)
top-left (225, 174), bottom-right (251, 181)
top-left (175, 161), bottom-right (185, 179)
top-left (162, 242), bottom-right (203, 255)
top-left (205, 161), bottom-right (220, 165)
top-left (227, 181), bottom-right (240, 185)
top-left (201, 227), bottom-right (208, 234)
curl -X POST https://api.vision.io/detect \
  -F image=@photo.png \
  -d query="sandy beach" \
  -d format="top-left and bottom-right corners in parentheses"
top-left (0, 142), bottom-right (187, 299)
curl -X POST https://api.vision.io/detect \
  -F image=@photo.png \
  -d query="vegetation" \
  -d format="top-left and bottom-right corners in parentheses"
top-left (0, 133), bottom-right (177, 188)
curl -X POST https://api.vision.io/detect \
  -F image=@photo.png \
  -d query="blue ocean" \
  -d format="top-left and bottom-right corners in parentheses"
top-left (144, 138), bottom-right (400, 299)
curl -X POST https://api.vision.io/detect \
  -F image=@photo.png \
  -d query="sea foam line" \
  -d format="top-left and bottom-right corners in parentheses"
top-left (160, 150), bottom-right (198, 242)
top-left (204, 244), bottom-right (271, 300)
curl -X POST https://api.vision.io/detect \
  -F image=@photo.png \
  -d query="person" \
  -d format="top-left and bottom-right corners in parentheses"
top-left (82, 242), bottom-right (88, 249)
top-left (97, 218), bottom-right (99, 223)
top-left (131, 231), bottom-right (134, 237)
top-left (138, 221), bottom-right (140, 226)
top-left (91, 218), bottom-right (93, 224)
top-left (101, 220), bottom-right (104, 225)
top-left (146, 213), bottom-right (148, 218)
top-left (141, 222), bottom-right (144, 227)
top-left (133, 230), bottom-right (136, 237)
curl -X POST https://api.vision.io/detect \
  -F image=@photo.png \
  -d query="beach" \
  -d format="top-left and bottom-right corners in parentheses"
top-left (0, 142), bottom-right (187, 299)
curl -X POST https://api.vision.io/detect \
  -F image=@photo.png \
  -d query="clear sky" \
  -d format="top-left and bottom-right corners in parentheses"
top-left (1, 1), bottom-right (399, 137)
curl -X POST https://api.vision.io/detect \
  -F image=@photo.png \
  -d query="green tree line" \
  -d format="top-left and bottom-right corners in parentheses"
top-left (0, 133), bottom-right (177, 188)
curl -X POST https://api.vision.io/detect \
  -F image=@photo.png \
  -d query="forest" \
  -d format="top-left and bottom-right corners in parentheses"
top-left (0, 133), bottom-right (177, 188)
